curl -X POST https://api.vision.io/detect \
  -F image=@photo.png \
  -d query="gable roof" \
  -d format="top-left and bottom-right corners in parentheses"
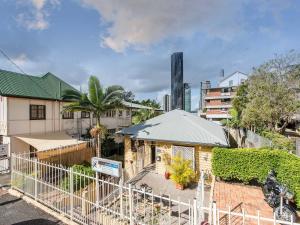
top-left (219, 71), bottom-right (248, 84)
top-left (0, 69), bottom-right (78, 100)
top-left (118, 109), bottom-right (229, 146)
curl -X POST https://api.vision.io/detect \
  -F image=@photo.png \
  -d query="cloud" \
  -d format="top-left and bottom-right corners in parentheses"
top-left (16, 0), bottom-right (60, 30)
top-left (81, 0), bottom-right (244, 52)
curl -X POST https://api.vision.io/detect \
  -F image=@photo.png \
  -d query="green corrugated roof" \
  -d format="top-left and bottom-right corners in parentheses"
top-left (0, 69), bottom-right (78, 100)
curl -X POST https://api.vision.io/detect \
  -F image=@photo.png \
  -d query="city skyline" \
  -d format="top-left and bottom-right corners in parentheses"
top-left (0, 1), bottom-right (300, 110)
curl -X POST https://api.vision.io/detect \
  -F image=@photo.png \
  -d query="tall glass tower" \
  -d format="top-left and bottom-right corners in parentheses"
top-left (184, 83), bottom-right (191, 112)
top-left (171, 52), bottom-right (183, 110)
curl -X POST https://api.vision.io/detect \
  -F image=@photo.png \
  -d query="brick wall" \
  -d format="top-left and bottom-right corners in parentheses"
top-left (124, 136), bottom-right (214, 180)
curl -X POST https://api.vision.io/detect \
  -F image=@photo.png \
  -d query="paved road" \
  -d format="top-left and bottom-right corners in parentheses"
top-left (0, 189), bottom-right (65, 225)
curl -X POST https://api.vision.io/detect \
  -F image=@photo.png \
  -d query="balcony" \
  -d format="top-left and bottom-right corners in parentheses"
top-left (205, 104), bottom-right (232, 109)
top-left (204, 93), bottom-right (235, 100)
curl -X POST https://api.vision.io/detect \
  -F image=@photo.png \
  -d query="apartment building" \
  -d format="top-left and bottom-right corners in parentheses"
top-left (0, 69), bottom-right (147, 156)
top-left (201, 71), bottom-right (247, 124)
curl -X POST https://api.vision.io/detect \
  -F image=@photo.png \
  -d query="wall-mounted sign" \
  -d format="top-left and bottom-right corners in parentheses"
top-left (0, 144), bottom-right (8, 157)
top-left (91, 157), bottom-right (122, 177)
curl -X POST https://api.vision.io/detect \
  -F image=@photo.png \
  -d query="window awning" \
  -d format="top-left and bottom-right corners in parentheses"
top-left (15, 132), bottom-right (86, 152)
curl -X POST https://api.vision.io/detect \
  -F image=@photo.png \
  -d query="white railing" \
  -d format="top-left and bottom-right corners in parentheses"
top-left (10, 153), bottom-right (300, 225)
top-left (11, 153), bottom-right (194, 225)
top-left (199, 203), bottom-right (300, 225)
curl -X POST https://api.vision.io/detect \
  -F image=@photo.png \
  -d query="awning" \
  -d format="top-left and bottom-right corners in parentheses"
top-left (15, 132), bottom-right (86, 152)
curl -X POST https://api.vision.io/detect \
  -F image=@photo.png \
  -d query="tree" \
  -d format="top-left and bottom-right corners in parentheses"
top-left (235, 51), bottom-right (300, 133)
top-left (140, 99), bottom-right (161, 109)
top-left (62, 76), bottom-right (125, 157)
top-left (132, 108), bottom-right (157, 125)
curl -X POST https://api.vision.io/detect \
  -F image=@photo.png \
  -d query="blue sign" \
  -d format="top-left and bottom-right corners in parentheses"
top-left (91, 157), bottom-right (122, 177)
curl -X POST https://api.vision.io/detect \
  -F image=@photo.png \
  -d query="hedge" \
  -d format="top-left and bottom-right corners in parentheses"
top-left (212, 148), bottom-right (300, 207)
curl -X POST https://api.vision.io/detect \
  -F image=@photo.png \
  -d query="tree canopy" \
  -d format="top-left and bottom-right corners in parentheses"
top-left (232, 51), bottom-right (300, 133)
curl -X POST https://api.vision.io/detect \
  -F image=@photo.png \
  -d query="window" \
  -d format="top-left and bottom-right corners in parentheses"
top-left (81, 111), bottom-right (90, 118)
top-left (229, 80), bottom-right (233, 86)
top-left (30, 105), bottom-right (46, 120)
top-left (62, 111), bottom-right (74, 119)
top-left (0, 135), bottom-right (3, 145)
top-left (29, 145), bottom-right (37, 158)
top-left (118, 110), bottom-right (123, 117)
top-left (222, 88), bottom-right (229, 93)
top-left (126, 110), bottom-right (130, 117)
top-left (107, 129), bottom-right (116, 135)
top-left (105, 110), bottom-right (116, 117)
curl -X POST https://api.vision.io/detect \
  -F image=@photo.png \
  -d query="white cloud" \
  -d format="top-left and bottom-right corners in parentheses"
top-left (80, 0), bottom-right (295, 53)
top-left (16, 0), bottom-right (60, 30)
top-left (81, 0), bottom-right (244, 52)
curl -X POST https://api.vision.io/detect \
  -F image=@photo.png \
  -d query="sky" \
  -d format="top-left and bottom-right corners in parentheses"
top-left (0, 0), bottom-right (300, 110)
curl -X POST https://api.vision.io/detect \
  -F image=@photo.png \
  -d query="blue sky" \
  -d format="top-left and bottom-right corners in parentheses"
top-left (0, 0), bottom-right (300, 110)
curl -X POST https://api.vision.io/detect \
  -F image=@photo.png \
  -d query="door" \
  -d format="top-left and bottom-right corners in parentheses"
top-left (151, 145), bottom-right (156, 164)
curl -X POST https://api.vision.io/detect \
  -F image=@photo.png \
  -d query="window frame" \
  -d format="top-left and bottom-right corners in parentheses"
top-left (62, 111), bottom-right (74, 119)
top-left (81, 111), bottom-right (90, 119)
top-left (30, 105), bottom-right (46, 120)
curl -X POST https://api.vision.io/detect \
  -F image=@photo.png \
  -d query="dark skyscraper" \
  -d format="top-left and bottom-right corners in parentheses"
top-left (171, 52), bottom-right (183, 110)
top-left (183, 83), bottom-right (191, 112)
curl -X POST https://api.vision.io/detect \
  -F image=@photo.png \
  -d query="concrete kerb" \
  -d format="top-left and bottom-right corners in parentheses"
top-left (8, 188), bottom-right (78, 225)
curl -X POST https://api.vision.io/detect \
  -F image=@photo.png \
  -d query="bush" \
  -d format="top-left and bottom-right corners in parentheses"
top-left (212, 148), bottom-right (300, 207)
top-left (61, 164), bottom-right (95, 192)
top-left (261, 131), bottom-right (295, 151)
top-left (169, 154), bottom-right (195, 186)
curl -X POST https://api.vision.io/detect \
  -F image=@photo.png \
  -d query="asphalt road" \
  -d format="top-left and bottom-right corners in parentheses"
top-left (0, 189), bottom-right (64, 225)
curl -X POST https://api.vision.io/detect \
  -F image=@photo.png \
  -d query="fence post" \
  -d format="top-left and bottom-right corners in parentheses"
top-left (69, 167), bottom-right (74, 221)
top-left (129, 184), bottom-right (133, 225)
top-left (34, 158), bottom-right (38, 200)
top-left (119, 176), bottom-right (124, 219)
top-left (193, 198), bottom-right (198, 225)
top-left (212, 202), bottom-right (217, 225)
top-left (10, 153), bottom-right (15, 187)
top-left (96, 172), bottom-right (99, 207)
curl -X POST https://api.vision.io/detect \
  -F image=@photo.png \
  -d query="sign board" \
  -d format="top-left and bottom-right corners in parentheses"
top-left (91, 157), bottom-right (122, 177)
top-left (0, 144), bottom-right (8, 157)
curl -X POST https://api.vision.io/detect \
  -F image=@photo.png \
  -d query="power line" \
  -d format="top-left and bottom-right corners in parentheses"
top-left (0, 48), bottom-right (27, 74)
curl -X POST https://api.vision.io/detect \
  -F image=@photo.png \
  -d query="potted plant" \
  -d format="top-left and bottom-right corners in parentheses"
top-left (169, 154), bottom-right (195, 190)
top-left (161, 152), bottom-right (171, 179)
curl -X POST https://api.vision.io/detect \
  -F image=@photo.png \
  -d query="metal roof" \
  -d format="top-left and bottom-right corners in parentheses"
top-left (118, 109), bottom-right (229, 146)
top-left (0, 69), bottom-right (78, 100)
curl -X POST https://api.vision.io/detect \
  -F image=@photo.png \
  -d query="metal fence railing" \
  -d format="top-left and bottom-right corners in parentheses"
top-left (11, 153), bottom-right (300, 225)
top-left (11, 153), bottom-right (194, 225)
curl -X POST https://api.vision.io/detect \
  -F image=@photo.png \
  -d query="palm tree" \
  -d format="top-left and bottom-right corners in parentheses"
top-left (62, 76), bottom-right (125, 157)
top-left (132, 108), bottom-right (158, 125)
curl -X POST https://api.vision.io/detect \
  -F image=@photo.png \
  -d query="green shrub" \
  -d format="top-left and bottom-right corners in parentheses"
top-left (212, 147), bottom-right (300, 207)
top-left (170, 154), bottom-right (195, 187)
top-left (61, 164), bottom-right (95, 192)
top-left (261, 131), bottom-right (295, 151)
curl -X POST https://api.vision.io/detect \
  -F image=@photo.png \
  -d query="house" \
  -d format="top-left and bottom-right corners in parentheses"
top-left (118, 109), bottom-right (229, 180)
top-left (0, 69), bottom-right (151, 158)
top-left (201, 71), bottom-right (248, 124)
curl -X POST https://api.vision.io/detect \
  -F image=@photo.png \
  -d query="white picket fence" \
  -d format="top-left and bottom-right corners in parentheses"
top-left (10, 153), bottom-right (300, 225)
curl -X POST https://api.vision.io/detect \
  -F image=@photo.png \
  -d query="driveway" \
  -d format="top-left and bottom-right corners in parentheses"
top-left (213, 181), bottom-right (274, 225)
top-left (0, 189), bottom-right (64, 225)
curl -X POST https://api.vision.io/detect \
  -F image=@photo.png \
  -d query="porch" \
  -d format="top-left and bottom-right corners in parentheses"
top-left (128, 164), bottom-right (211, 206)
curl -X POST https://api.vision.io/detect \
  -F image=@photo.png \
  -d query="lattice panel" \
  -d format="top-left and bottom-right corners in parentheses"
top-left (172, 146), bottom-right (195, 169)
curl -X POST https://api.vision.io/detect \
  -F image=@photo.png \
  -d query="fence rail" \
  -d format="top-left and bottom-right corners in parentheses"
top-left (10, 153), bottom-right (300, 225)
